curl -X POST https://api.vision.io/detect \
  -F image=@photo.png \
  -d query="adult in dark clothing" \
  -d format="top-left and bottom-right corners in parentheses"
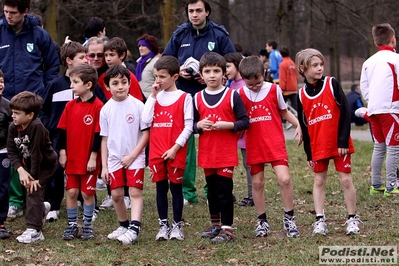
top-left (346, 84), bottom-right (368, 126)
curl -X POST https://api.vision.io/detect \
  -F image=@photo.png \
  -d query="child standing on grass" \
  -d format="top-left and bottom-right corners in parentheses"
top-left (360, 23), bottom-right (399, 197)
top-left (194, 52), bottom-right (249, 243)
top-left (238, 56), bottom-right (302, 238)
top-left (0, 70), bottom-right (12, 240)
top-left (142, 56), bottom-right (193, 241)
top-left (296, 48), bottom-right (360, 236)
top-left (224, 52), bottom-right (254, 207)
top-left (57, 64), bottom-right (103, 240)
top-left (7, 91), bottom-right (57, 243)
top-left (100, 66), bottom-right (149, 245)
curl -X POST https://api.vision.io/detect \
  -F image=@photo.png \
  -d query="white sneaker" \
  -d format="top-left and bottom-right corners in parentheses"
top-left (99, 195), bottom-right (113, 210)
top-left (46, 210), bottom-right (59, 222)
top-left (183, 199), bottom-right (190, 206)
top-left (96, 179), bottom-right (107, 190)
top-left (92, 212), bottom-right (97, 222)
top-left (312, 217), bottom-right (328, 236)
top-left (117, 228), bottom-right (138, 245)
top-left (169, 221), bottom-right (184, 241)
top-left (16, 228), bottom-right (44, 243)
top-left (354, 107), bottom-right (367, 118)
top-left (254, 220), bottom-right (271, 237)
top-left (7, 206), bottom-right (23, 219)
top-left (344, 216), bottom-right (362, 235)
top-left (155, 219), bottom-right (170, 241)
top-left (108, 226), bottom-right (128, 240)
top-left (42, 202), bottom-right (51, 226)
top-left (124, 196), bottom-right (131, 210)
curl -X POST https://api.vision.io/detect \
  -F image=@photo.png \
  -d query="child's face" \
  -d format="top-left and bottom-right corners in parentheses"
top-left (200, 65), bottom-right (225, 90)
top-left (153, 69), bottom-right (178, 92)
top-left (226, 62), bottom-right (239, 81)
top-left (11, 109), bottom-right (33, 129)
top-left (243, 75), bottom-right (264, 92)
top-left (0, 76), bottom-right (4, 94)
top-left (70, 75), bottom-right (91, 97)
top-left (68, 52), bottom-right (87, 70)
top-left (107, 74), bottom-right (130, 101)
top-left (302, 56), bottom-right (324, 83)
top-left (104, 49), bottom-right (124, 67)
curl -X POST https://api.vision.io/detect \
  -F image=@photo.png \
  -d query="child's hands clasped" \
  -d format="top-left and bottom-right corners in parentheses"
top-left (198, 117), bottom-right (214, 131)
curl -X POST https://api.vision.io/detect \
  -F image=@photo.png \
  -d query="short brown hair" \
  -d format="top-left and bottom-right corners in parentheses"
top-left (155, 56), bottom-right (180, 76)
top-left (69, 64), bottom-right (98, 91)
top-left (199, 52), bottom-right (226, 73)
top-left (239, 55), bottom-right (264, 80)
top-left (104, 37), bottom-right (127, 59)
top-left (60, 41), bottom-right (86, 67)
top-left (372, 23), bottom-right (395, 47)
top-left (10, 91), bottom-right (43, 117)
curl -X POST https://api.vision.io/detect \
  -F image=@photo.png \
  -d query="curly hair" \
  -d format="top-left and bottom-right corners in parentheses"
top-left (136, 34), bottom-right (160, 54)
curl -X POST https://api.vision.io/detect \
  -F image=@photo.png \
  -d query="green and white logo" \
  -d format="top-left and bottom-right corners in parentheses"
top-left (207, 42), bottom-right (215, 51)
top-left (26, 43), bottom-right (34, 52)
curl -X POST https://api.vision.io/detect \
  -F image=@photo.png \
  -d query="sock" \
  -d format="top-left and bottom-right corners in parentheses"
top-left (348, 214), bottom-right (356, 219)
top-left (83, 202), bottom-right (95, 227)
top-left (120, 220), bottom-right (129, 228)
top-left (284, 210), bottom-right (294, 218)
top-left (257, 212), bottom-right (267, 222)
top-left (316, 214), bottom-right (324, 221)
top-left (66, 206), bottom-right (78, 225)
top-left (221, 225), bottom-right (232, 230)
top-left (211, 214), bottom-right (221, 227)
top-left (130, 220), bottom-right (141, 235)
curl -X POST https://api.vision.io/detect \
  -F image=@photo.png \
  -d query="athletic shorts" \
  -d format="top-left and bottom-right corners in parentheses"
top-left (65, 173), bottom-right (97, 195)
top-left (109, 168), bottom-right (144, 190)
top-left (369, 113), bottom-right (399, 146)
top-left (249, 159), bottom-right (289, 175)
top-left (312, 154), bottom-right (352, 173)
top-left (150, 161), bottom-right (184, 184)
top-left (204, 167), bottom-right (234, 178)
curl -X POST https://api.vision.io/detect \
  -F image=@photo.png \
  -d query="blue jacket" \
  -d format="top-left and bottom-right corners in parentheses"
top-left (163, 19), bottom-right (235, 96)
top-left (0, 14), bottom-right (60, 100)
top-left (267, 49), bottom-right (282, 81)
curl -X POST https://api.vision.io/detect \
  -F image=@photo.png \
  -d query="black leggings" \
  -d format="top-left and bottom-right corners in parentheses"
top-left (206, 174), bottom-right (234, 226)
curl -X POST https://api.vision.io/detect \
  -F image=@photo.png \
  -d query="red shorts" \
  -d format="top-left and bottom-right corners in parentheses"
top-left (312, 154), bottom-right (352, 173)
top-left (249, 159), bottom-right (289, 175)
top-left (150, 161), bottom-right (184, 184)
top-left (369, 113), bottom-right (399, 145)
top-left (65, 174), bottom-right (97, 195)
top-left (203, 167), bottom-right (234, 178)
top-left (109, 168), bottom-right (144, 190)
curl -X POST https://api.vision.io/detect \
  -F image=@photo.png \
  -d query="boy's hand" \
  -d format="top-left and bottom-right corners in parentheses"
top-left (162, 147), bottom-right (178, 160)
top-left (87, 158), bottom-right (97, 172)
top-left (28, 180), bottom-right (41, 193)
top-left (18, 167), bottom-right (34, 188)
top-left (211, 121), bottom-right (233, 131)
top-left (198, 117), bottom-right (214, 131)
top-left (338, 148), bottom-right (349, 156)
top-left (307, 161), bottom-right (315, 169)
top-left (151, 83), bottom-right (161, 98)
top-left (101, 168), bottom-right (110, 185)
top-left (293, 126), bottom-right (303, 146)
top-left (121, 154), bottom-right (135, 169)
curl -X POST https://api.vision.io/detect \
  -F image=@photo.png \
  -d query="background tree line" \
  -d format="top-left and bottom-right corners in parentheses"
top-left (24, 0), bottom-right (399, 82)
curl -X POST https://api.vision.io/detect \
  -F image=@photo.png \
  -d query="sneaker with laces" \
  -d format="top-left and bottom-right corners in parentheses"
top-left (369, 186), bottom-right (386, 195)
top-left (117, 228), bottom-right (138, 245)
top-left (344, 216), bottom-right (362, 235)
top-left (124, 196), bottom-right (131, 210)
top-left (46, 210), bottom-right (59, 222)
top-left (42, 202), bottom-right (51, 226)
top-left (7, 206), bottom-right (23, 219)
top-left (312, 217), bottom-right (328, 236)
top-left (0, 226), bottom-right (10, 239)
top-left (201, 225), bottom-right (221, 238)
top-left (99, 195), bottom-right (113, 210)
top-left (107, 226), bottom-right (128, 240)
top-left (384, 188), bottom-right (399, 197)
top-left (62, 224), bottom-right (79, 240)
top-left (169, 221), bottom-right (184, 241)
top-left (96, 179), bottom-right (107, 190)
top-left (81, 225), bottom-right (95, 240)
top-left (16, 228), bottom-right (44, 243)
top-left (155, 220), bottom-right (170, 241)
top-left (255, 220), bottom-right (271, 237)
top-left (237, 197), bottom-right (254, 207)
top-left (210, 228), bottom-right (235, 243)
top-left (283, 216), bottom-right (300, 238)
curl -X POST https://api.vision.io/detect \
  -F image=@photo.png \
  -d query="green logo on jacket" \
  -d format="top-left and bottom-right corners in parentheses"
top-left (26, 43), bottom-right (34, 52)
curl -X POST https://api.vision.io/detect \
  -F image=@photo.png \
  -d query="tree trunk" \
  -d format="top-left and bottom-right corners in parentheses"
top-left (158, 0), bottom-right (177, 47)
top-left (46, 0), bottom-right (58, 41)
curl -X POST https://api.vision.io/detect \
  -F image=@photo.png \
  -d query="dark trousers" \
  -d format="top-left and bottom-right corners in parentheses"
top-left (0, 153), bottom-right (11, 224)
top-left (206, 174), bottom-right (234, 226)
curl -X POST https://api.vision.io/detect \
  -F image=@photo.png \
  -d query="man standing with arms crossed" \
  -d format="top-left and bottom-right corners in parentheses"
top-left (163, 0), bottom-right (236, 204)
top-left (0, 0), bottom-right (59, 218)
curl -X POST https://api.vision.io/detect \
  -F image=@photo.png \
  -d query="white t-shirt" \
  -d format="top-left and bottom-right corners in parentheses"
top-left (100, 95), bottom-right (150, 172)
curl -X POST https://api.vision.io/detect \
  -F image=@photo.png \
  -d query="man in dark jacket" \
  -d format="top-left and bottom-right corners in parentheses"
top-left (346, 84), bottom-right (368, 126)
top-left (163, 0), bottom-right (236, 205)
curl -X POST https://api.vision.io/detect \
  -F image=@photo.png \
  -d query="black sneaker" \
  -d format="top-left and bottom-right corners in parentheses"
top-left (210, 228), bottom-right (235, 243)
top-left (81, 225), bottom-right (94, 240)
top-left (201, 226), bottom-right (221, 239)
top-left (62, 224), bottom-right (79, 240)
top-left (0, 226), bottom-right (10, 239)
top-left (237, 197), bottom-right (254, 206)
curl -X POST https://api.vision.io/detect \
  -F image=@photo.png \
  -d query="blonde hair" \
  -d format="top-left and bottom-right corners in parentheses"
top-left (295, 48), bottom-right (324, 77)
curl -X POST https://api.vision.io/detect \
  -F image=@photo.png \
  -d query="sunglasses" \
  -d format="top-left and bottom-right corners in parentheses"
top-left (87, 53), bottom-right (104, 58)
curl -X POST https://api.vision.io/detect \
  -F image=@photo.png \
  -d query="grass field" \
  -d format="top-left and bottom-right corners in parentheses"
top-left (1, 139), bottom-right (398, 266)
